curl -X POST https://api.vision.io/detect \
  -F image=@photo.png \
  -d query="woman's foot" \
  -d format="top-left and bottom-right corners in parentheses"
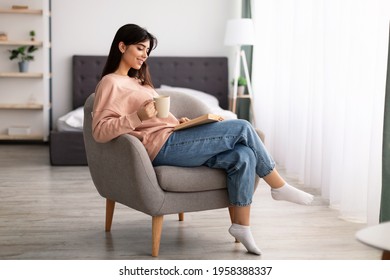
top-left (271, 183), bottom-right (314, 205)
top-left (229, 223), bottom-right (262, 255)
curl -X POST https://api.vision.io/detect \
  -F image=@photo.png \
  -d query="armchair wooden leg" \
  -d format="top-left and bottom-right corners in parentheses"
top-left (383, 250), bottom-right (390, 260)
top-left (178, 212), bottom-right (184, 221)
top-left (152, 215), bottom-right (164, 257)
top-left (228, 206), bottom-right (239, 243)
top-left (105, 199), bottom-right (115, 232)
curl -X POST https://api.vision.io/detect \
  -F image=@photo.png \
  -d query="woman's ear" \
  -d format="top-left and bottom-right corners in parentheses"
top-left (118, 42), bottom-right (125, 54)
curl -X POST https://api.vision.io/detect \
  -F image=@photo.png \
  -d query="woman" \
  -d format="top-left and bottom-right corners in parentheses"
top-left (92, 24), bottom-right (313, 255)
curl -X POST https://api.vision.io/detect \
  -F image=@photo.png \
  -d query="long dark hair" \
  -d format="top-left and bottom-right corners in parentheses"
top-left (101, 24), bottom-right (157, 87)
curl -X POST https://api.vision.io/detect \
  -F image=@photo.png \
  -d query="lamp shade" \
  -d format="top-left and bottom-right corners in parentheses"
top-left (224, 18), bottom-right (255, 46)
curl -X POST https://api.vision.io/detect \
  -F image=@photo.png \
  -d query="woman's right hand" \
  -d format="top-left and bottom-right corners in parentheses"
top-left (137, 99), bottom-right (157, 121)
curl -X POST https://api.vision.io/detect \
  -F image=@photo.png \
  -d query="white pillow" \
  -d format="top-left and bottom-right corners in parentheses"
top-left (159, 85), bottom-right (220, 107)
top-left (157, 85), bottom-right (237, 120)
top-left (57, 107), bottom-right (84, 131)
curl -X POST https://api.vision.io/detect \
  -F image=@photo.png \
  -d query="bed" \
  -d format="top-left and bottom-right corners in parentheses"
top-left (49, 55), bottom-right (231, 165)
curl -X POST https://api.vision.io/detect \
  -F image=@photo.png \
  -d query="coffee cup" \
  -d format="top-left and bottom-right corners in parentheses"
top-left (153, 95), bottom-right (170, 118)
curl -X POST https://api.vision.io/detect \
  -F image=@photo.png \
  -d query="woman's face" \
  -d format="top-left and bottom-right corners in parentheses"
top-left (120, 40), bottom-right (150, 70)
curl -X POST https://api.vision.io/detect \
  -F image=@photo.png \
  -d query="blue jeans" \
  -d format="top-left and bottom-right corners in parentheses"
top-left (152, 119), bottom-right (275, 206)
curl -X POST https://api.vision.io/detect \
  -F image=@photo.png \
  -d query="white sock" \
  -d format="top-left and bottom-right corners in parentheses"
top-left (228, 224), bottom-right (262, 255)
top-left (271, 183), bottom-right (314, 205)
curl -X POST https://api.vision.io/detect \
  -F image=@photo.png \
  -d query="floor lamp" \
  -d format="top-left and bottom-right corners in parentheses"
top-left (224, 18), bottom-right (256, 125)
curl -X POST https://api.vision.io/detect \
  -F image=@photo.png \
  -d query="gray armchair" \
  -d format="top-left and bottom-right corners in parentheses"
top-left (83, 91), bottom-right (261, 257)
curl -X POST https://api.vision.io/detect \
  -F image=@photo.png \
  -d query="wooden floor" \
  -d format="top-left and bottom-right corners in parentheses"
top-left (0, 144), bottom-right (382, 260)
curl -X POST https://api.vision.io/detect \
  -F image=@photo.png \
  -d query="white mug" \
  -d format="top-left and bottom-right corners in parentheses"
top-left (153, 95), bottom-right (170, 118)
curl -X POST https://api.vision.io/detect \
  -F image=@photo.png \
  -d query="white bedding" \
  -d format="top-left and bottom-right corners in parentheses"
top-left (158, 85), bottom-right (237, 120)
top-left (56, 87), bottom-right (236, 132)
top-left (57, 106), bottom-right (84, 132)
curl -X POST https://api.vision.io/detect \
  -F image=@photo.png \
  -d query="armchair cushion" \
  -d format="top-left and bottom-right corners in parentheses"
top-left (154, 165), bottom-right (227, 192)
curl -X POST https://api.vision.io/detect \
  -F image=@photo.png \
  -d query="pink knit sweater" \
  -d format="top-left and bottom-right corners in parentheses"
top-left (92, 73), bottom-right (179, 160)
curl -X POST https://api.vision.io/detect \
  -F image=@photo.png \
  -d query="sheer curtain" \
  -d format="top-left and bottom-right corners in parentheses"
top-left (251, 0), bottom-right (390, 224)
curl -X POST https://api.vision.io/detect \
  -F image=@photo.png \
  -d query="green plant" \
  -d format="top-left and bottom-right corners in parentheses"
top-left (29, 30), bottom-right (36, 41)
top-left (8, 45), bottom-right (38, 62)
top-left (231, 76), bottom-right (247, 87)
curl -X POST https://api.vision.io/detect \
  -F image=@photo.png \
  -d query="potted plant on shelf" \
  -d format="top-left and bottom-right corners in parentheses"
top-left (29, 30), bottom-right (36, 41)
top-left (231, 76), bottom-right (247, 96)
top-left (8, 45), bottom-right (38, 73)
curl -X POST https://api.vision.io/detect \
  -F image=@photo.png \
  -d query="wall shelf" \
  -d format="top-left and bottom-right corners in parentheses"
top-left (0, 103), bottom-right (44, 110)
top-left (0, 0), bottom-right (50, 142)
top-left (0, 134), bottom-right (44, 140)
top-left (0, 8), bottom-right (42, 15)
top-left (0, 72), bottom-right (44, 78)
top-left (0, 40), bottom-right (43, 46)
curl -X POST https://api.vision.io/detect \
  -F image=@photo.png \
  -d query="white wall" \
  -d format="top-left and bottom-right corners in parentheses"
top-left (51, 0), bottom-right (241, 127)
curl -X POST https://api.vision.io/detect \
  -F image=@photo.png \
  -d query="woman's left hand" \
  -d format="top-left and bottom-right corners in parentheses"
top-left (179, 117), bottom-right (190, 124)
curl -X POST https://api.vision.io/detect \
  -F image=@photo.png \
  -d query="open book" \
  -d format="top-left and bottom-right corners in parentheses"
top-left (174, 114), bottom-right (222, 131)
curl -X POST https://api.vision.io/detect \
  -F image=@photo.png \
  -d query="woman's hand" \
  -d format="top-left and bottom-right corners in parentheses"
top-left (179, 117), bottom-right (190, 124)
top-left (137, 99), bottom-right (157, 121)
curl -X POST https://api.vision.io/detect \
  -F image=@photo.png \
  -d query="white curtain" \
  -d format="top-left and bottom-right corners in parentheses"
top-left (251, 0), bottom-right (390, 224)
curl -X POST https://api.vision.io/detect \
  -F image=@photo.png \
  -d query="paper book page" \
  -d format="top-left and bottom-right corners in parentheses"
top-left (174, 114), bottom-right (222, 131)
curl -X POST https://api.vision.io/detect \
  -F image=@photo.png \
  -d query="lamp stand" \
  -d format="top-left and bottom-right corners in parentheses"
top-left (231, 48), bottom-right (256, 126)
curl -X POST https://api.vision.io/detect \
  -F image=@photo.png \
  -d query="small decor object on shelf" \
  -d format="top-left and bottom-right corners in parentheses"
top-left (8, 45), bottom-right (38, 72)
top-left (0, 32), bottom-right (7, 41)
top-left (11, 5), bottom-right (29, 10)
top-left (29, 30), bottom-right (35, 41)
top-left (231, 76), bottom-right (247, 95)
top-left (8, 126), bottom-right (31, 136)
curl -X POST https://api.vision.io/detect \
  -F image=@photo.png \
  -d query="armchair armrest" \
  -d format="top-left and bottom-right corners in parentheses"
top-left (86, 133), bottom-right (165, 216)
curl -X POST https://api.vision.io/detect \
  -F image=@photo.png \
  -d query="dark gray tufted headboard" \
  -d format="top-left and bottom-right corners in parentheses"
top-left (72, 55), bottom-right (229, 110)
